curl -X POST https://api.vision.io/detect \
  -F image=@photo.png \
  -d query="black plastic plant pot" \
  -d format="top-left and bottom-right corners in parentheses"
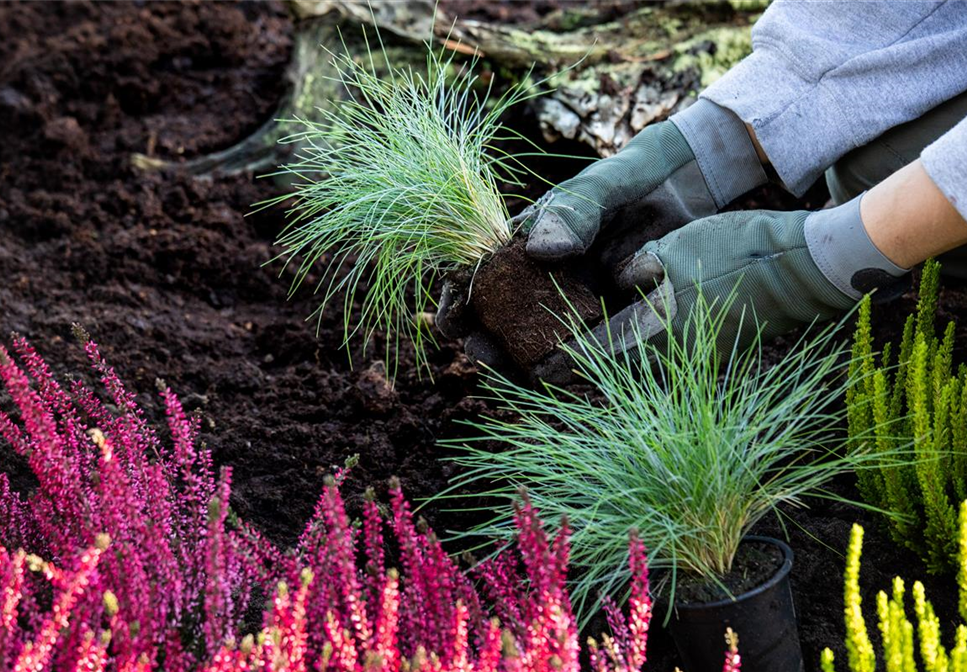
top-left (667, 536), bottom-right (802, 672)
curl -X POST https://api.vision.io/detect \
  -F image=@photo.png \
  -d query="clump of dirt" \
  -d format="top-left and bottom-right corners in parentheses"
top-left (471, 238), bottom-right (603, 370)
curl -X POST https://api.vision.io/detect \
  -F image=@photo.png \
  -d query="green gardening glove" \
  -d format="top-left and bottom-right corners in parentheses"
top-left (533, 195), bottom-right (911, 384)
top-left (521, 99), bottom-right (768, 265)
top-left (440, 101), bottom-right (771, 373)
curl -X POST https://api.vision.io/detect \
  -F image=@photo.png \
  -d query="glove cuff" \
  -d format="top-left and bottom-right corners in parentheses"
top-left (671, 98), bottom-right (768, 210)
top-left (804, 194), bottom-right (909, 301)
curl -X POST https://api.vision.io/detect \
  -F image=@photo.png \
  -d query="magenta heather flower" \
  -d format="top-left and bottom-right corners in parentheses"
top-left (11, 538), bottom-right (107, 672)
top-left (721, 629), bottom-right (741, 672)
top-left (71, 630), bottom-right (109, 672)
top-left (0, 334), bottom-right (255, 666)
top-left (0, 545), bottom-right (26, 669)
top-left (0, 335), bottom-right (739, 672)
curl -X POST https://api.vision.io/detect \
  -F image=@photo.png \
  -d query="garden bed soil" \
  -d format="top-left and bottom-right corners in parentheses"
top-left (2, 3), bottom-right (967, 671)
top-left (471, 237), bottom-right (603, 370)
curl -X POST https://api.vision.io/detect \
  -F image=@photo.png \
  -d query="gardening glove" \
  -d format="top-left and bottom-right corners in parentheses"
top-left (533, 194), bottom-right (912, 384)
top-left (521, 99), bottom-right (768, 264)
top-left (437, 100), bottom-right (769, 369)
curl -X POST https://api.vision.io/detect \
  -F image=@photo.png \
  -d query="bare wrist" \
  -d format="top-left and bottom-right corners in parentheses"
top-left (745, 122), bottom-right (770, 166)
top-left (860, 159), bottom-right (967, 269)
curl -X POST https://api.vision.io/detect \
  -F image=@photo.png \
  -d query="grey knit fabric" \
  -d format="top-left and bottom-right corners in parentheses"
top-left (703, 0), bottom-right (967, 201)
top-left (923, 114), bottom-right (967, 221)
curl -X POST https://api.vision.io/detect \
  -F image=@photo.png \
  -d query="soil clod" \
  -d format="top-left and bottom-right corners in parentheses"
top-left (470, 238), bottom-right (603, 370)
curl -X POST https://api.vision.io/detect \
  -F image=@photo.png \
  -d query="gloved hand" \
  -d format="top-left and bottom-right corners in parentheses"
top-left (533, 194), bottom-right (911, 384)
top-left (435, 276), bottom-right (514, 372)
top-left (438, 99), bottom-right (770, 374)
top-left (522, 98), bottom-right (768, 265)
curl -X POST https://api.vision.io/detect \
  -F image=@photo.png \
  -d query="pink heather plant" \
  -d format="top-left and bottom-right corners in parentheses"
top-left (0, 331), bottom-right (260, 670)
top-left (0, 334), bottom-right (740, 672)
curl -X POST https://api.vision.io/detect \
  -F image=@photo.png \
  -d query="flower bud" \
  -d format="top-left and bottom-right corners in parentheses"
top-left (88, 428), bottom-right (106, 449)
top-left (71, 322), bottom-right (91, 344)
top-left (26, 554), bottom-right (45, 572)
top-left (103, 590), bottom-right (119, 617)
top-left (501, 629), bottom-right (519, 658)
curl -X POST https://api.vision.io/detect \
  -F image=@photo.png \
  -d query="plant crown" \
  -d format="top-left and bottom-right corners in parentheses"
top-left (261, 30), bottom-right (550, 376)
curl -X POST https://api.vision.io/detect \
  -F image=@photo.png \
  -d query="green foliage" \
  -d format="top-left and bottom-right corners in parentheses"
top-left (821, 501), bottom-right (967, 672)
top-left (438, 286), bottom-right (879, 618)
top-left (844, 525), bottom-right (876, 672)
top-left (261, 30), bottom-right (549, 376)
top-left (847, 260), bottom-right (966, 572)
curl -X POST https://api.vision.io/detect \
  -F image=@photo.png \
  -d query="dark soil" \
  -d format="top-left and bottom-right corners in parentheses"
top-left (675, 540), bottom-right (784, 605)
top-left (0, 0), bottom-right (488, 546)
top-left (1, 3), bottom-right (966, 672)
top-left (471, 237), bottom-right (603, 369)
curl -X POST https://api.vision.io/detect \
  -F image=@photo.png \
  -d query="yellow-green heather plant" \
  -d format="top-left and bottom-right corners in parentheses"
top-left (821, 501), bottom-right (967, 671)
top-left (848, 259), bottom-right (967, 572)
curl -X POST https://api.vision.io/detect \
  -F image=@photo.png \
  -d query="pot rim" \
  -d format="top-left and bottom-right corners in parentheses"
top-left (672, 535), bottom-right (794, 611)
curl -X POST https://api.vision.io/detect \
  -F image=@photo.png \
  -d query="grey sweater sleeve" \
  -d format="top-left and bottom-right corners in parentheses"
top-left (702, 0), bottom-right (967, 196)
top-left (922, 116), bottom-right (967, 221)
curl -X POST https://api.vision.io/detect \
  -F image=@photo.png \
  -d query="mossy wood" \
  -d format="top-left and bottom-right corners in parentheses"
top-left (132, 0), bottom-right (762, 175)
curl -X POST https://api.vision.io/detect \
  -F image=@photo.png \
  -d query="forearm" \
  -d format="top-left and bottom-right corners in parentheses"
top-left (745, 113), bottom-right (967, 270)
top-left (861, 159), bottom-right (967, 269)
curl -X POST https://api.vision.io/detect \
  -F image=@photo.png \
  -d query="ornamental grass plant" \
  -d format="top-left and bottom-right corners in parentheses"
top-left (262, 30), bottom-right (552, 375)
top-left (821, 501), bottom-right (967, 672)
top-left (438, 287), bottom-right (886, 618)
top-left (847, 259), bottom-right (967, 573)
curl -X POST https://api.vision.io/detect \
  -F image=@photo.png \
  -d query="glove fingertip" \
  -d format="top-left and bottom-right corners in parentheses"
top-left (616, 251), bottom-right (665, 291)
top-left (530, 349), bottom-right (579, 386)
top-left (464, 333), bottom-right (511, 373)
top-left (525, 220), bottom-right (585, 261)
top-left (436, 281), bottom-right (472, 339)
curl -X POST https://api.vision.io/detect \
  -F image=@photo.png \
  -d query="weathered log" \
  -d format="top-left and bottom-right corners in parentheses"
top-left (131, 0), bottom-right (764, 175)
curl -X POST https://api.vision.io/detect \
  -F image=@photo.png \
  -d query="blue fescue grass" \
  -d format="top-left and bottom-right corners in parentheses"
top-left (258, 26), bottom-right (559, 378)
top-left (435, 287), bottom-right (902, 620)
